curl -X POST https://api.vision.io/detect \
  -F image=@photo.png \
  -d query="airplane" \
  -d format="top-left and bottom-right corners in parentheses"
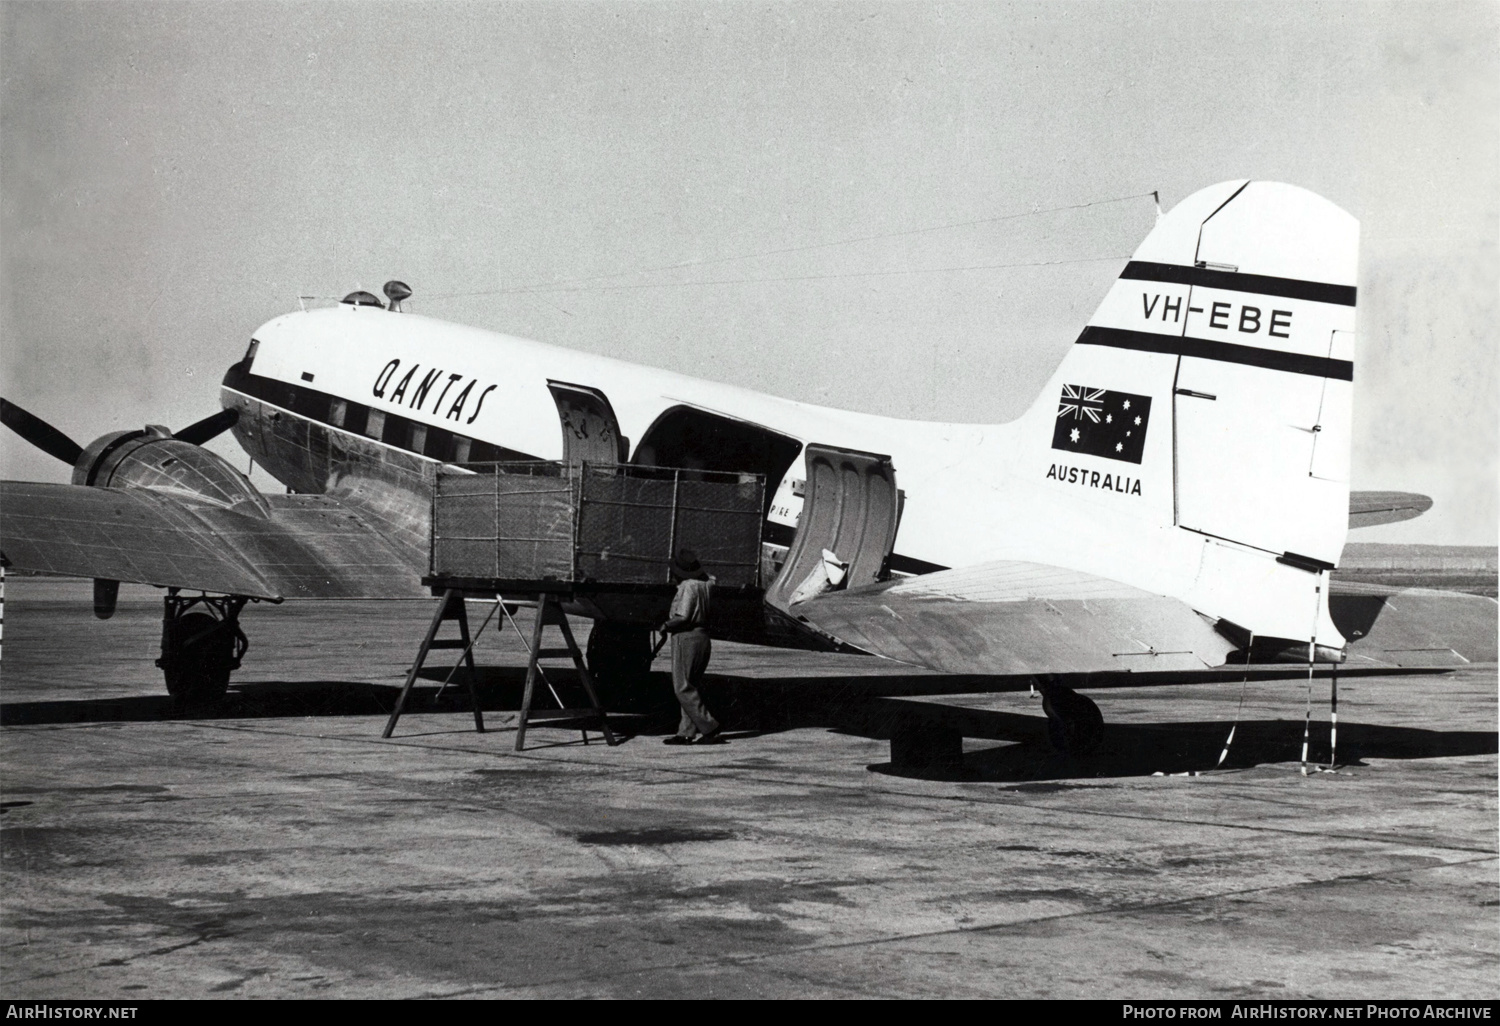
top-left (3, 180), bottom-right (1494, 751)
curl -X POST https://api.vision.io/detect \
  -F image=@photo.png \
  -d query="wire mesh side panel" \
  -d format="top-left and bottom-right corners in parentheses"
top-left (436, 463), bottom-right (763, 587)
top-left (673, 474), bottom-right (764, 588)
top-left (431, 473), bottom-right (498, 578)
top-left (575, 467), bottom-right (764, 587)
top-left (432, 468), bottom-right (577, 581)
top-left (575, 470), bottom-right (677, 584)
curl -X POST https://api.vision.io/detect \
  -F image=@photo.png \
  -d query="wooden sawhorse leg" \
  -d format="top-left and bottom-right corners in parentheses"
top-left (383, 589), bottom-right (485, 738)
top-left (555, 613), bottom-right (617, 747)
top-left (514, 594), bottom-right (617, 751)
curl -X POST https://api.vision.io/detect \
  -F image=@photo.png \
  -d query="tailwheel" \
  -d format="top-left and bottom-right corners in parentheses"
top-left (157, 590), bottom-right (249, 709)
top-left (1040, 683), bottom-right (1105, 755)
top-left (585, 621), bottom-right (656, 707)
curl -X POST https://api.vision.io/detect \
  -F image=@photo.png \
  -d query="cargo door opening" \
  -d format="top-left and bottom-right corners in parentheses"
top-left (631, 405), bottom-right (802, 518)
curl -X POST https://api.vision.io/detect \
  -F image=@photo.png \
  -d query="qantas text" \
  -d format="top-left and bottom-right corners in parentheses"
top-left (1046, 463), bottom-right (1143, 496)
top-left (372, 360), bottom-right (496, 426)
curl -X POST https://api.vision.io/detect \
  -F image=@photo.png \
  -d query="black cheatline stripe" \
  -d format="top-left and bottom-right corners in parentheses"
top-left (1076, 326), bottom-right (1353, 381)
top-left (1120, 261), bottom-right (1356, 307)
top-left (221, 362), bottom-right (539, 462)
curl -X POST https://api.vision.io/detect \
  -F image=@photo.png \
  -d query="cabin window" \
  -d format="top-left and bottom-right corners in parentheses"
top-left (409, 424), bottom-right (428, 454)
top-left (365, 409), bottom-right (385, 440)
top-left (452, 436), bottom-right (472, 462)
top-left (328, 399), bottom-right (347, 428)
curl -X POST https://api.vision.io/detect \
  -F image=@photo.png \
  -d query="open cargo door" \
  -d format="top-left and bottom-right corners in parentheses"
top-left (548, 381), bottom-right (627, 464)
top-left (766, 445), bottom-right (900, 612)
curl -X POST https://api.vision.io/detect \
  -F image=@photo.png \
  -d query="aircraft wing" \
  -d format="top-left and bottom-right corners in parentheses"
top-left (0, 481), bottom-right (426, 599)
top-left (780, 561), bottom-right (1239, 676)
top-left (778, 560), bottom-right (1497, 677)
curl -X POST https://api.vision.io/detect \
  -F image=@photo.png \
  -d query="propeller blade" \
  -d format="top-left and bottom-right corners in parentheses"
top-left (173, 408), bottom-right (240, 446)
top-left (0, 398), bottom-right (84, 465)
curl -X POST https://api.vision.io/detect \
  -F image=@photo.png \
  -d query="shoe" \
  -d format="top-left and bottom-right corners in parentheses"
top-left (693, 728), bottom-right (726, 745)
top-left (663, 735), bottom-right (694, 746)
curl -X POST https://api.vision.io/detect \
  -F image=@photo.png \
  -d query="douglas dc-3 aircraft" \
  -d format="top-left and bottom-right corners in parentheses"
top-left (3, 181), bottom-right (1494, 748)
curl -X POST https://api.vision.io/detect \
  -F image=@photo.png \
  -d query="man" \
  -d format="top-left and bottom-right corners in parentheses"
top-left (660, 548), bottom-right (722, 745)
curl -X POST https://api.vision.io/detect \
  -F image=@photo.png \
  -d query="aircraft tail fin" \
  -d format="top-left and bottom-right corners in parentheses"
top-left (1026, 181), bottom-right (1359, 645)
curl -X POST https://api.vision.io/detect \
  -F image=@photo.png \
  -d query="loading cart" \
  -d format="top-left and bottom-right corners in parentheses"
top-left (383, 460), bottom-right (765, 747)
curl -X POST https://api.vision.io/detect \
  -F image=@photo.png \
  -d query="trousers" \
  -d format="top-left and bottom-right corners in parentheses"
top-left (671, 628), bottom-right (718, 737)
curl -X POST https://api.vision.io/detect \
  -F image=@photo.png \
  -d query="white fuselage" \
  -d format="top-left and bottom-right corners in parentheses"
top-left (236, 306), bottom-right (1181, 587)
top-left (230, 246), bottom-right (1347, 650)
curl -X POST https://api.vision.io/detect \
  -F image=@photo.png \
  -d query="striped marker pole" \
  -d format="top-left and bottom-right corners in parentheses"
top-left (1300, 656), bottom-right (1313, 777)
top-left (1, 563), bottom-right (5, 664)
top-left (1217, 635), bottom-right (1254, 769)
top-left (1327, 665), bottom-right (1339, 771)
top-left (1300, 580), bottom-right (1322, 777)
top-left (1216, 724), bottom-right (1237, 768)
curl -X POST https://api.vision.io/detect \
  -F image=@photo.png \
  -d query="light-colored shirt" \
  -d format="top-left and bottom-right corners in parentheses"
top-left (669, 577), bottom-right (712, 630)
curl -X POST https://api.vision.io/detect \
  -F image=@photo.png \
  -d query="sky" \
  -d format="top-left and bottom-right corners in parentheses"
top-left (2, 1), bottom-right (1495, 544)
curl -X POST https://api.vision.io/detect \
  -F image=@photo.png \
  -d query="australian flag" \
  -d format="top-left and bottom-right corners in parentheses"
top-left (1050, 384), bottom-right (1152, 464)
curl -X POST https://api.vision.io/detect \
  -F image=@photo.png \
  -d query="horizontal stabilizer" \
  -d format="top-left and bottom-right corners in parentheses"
top-left (1347, 491), bottom-right (1433, 529)
top-left (1332, 581), bottom-right (1497, 666)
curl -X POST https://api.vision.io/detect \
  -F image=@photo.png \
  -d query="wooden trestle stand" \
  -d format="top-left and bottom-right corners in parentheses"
top-left (382, 588), bottom-right (616, 751)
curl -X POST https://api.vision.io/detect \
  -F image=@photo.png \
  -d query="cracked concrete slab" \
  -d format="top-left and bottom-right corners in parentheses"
top-left (2, 580), bottom-right (1495, 998)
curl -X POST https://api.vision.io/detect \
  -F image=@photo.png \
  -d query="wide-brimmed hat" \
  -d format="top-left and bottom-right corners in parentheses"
top-left (670, 548), bottom-right (707, 580)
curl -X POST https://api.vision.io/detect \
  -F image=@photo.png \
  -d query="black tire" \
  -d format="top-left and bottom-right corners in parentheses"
top-left (586, 622), bottom-right (656, 705)
top-left (161, 612), bottom-right (235, 707)
top-left (1041, 684), bottom-right (1105, 755)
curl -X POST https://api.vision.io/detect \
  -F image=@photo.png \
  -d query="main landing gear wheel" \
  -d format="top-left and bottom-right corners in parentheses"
top-left (157, 591), bottom-right (249, 709)
top-left (1040, 683), bottom-right (1105, 756)
top-left (586, 621), bottom-right (655, 704)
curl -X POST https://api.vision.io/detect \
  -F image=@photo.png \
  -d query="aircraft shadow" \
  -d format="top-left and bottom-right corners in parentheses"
top-left (864, 715), bottom-right (1499, 783)
top-left (0, 668), bottom-right (673, 729)
top-left (1, 667), bottom-right (1492, 782)
top-left (694, 674), bottom-right (1497, 781)
top-left (0, 665), bottom-right (1028, 728)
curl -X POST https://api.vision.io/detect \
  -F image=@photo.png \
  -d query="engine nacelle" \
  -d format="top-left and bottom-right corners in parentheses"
top-left (71, 427), bottom-right (271, 518)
